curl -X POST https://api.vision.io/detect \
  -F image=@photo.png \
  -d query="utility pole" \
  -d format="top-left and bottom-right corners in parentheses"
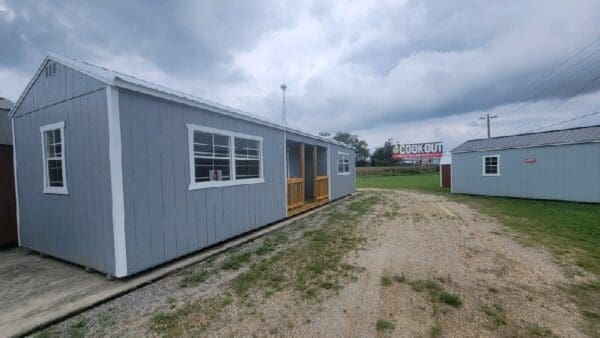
top-left (280, 83), bottom-right (287, 126)
top-left (479, 113), bottom-right (497, 138)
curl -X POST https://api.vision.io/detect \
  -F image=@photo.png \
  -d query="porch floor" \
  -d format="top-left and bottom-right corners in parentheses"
top-left (287, 198), bottom-right (329, 217)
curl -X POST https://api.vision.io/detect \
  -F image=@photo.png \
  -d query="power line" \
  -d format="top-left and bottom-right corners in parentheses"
top-left (503, 36), bottom-right (600, 134)
top-left (528, 111), bottom-right (600, 132)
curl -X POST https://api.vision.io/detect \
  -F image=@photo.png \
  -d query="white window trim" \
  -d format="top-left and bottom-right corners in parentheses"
top-left (337, 151), bottom-right (351, 175)
top-left (40, 121), bottom-right (68, 194)
top-left (187, 124), bottom-right (265, 190)
top-left (481, 154), bottom-right (501, 176)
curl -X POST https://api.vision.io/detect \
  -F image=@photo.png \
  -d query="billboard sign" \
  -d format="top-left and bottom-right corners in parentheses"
top-left (392, 142), bottom-right (443, 160)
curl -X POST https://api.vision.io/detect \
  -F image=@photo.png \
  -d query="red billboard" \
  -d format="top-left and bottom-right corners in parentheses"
top-left (392, 142), bottom-right (443, 160)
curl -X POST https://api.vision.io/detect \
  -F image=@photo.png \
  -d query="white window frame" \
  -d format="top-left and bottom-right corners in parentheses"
top-left (40, 121), bottom-right (68, 194)
top-left (482, 155), bottom-right (501, 176)
top-left (337, 151), bottom-right (351, 175)
top-left (187, 124), bottom-right (264, 190)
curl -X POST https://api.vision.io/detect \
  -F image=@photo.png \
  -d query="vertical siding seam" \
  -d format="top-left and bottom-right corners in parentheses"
top-left (106, 86), bottom-right (128, 277)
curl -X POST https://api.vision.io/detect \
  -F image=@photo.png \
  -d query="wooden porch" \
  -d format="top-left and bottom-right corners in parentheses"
top-left (286, 143), bottom-right (329, 217)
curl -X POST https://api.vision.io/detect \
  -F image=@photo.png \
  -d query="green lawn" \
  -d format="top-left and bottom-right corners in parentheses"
top-left (357, 173), bottom-right (600, 276)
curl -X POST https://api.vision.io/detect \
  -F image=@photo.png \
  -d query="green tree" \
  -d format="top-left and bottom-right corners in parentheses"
top-left (330, 132), bottom-right (370, 163)
top-left (370, 139), bottom-right (396, 166)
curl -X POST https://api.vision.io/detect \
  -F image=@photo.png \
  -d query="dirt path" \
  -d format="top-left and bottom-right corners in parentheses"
top-left (294, 190), bottom-right (585, 337)
top-left (38, 190), bottom-right (590, 337)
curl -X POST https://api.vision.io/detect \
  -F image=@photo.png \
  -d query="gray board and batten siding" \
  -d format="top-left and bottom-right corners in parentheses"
top-left (10, 54), bottom-right (355, 277)
top-left (11, 61), bottom-right (116, 274)
top-left (451, 125), bottom-right (600, 203)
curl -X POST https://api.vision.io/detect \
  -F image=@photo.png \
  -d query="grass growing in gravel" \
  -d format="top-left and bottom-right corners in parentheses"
top-left (220, 251), bottom-right (252, 270)
top-left (481, 304), bottom-right (507, 327)
top-left (150, 193), bottom-right (379, 336)
top-left (179, 269), bottom-right (210, 288)
top-left (430, 323), bottom-right (443, 337)
top-left (376, 319), bottom-right (395, 332)
top-left (67, 319), bottom-right (87, 338)
top-left (381, 275), bottom-right (393, 286)
top-left (409, 278), bottom-right (462, 307)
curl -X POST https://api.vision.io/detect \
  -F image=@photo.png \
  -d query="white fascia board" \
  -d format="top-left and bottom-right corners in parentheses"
top-left (106, 86), bottom-right (128, 278)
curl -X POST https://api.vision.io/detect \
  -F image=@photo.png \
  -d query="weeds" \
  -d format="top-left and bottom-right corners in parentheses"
top-left (481, 304), bottom-right (507, 327)
top-left (376, 319), bottom-right (395, 332)
top-left (439, 291), bottom-right (462, 307)
top-left (430, 323), bottom-right (442, 337)
top-left (33, 329), bottom-right (52, 338)
top-left (179, 269), bottom-right (210, 288)
top-left (220, 252), bottom-right (252, 270)
top-left (68, 319), bottom-right (87, 338)
top-left (527, 323), bottom-right (553, 336)
top-left (381, 275), bottom-right (392, 286)
top-left (394, 273), bottom-right (407, 283)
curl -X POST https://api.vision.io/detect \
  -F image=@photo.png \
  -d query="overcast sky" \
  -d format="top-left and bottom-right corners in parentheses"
top-left (1, 0), bottom-right (600, 151)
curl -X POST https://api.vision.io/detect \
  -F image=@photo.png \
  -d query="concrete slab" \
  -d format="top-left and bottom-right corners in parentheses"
top-left (0, 198), bottom-right (347, 338)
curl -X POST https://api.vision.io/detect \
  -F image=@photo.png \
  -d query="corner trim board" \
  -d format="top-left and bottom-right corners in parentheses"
top-left (106, 86), bottom-right (128, 277)
top-left (11, 118), bottom-right (21, 246)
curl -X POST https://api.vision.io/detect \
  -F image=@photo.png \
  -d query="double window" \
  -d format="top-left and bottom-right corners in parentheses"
top-left (337, 152), bottom-right (350, 175)
top-left (482, 155), bottom-right (500, 176)
top-left (187, 124), bottom-right (264, 189)
top-left (40, 121), bottom-right (68, 194)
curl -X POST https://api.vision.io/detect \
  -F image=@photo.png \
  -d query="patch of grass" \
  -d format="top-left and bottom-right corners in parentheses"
top-left (99, 312), bottom-right (117, 328)
top-left (150, 194), bottom-right (378, 335)
top-left (179, 269), bottom-right (210, 288)
top-left (527, 323), bottom-right (553, 336)
top-left (381, 275), bottom-right (392, 286)
top-left (439, 291), bottom-right (462, 307)
top-left (150, 294), bottom-right (233, 336)
top-left (394, 273), bottom-right (406, 283)
top-left (375, 319), bottom-right (395, 332)
top-left (568, 281), bottom-right (600, 335)
top-left (481, 304), bottom-right (507, 327)
top-left (430, 323), bottom-right (442, 337)
top-left (68, 319), bottom-right (87, 338)
top-left (220, 252), bottom-right (252, 270)
top-left (357, 174), bottom-right (446, 194)
top-left (349, 195), bottom-right (380, 214)
top-left (410, 278), bottom-right (462, 307)
top-left (488, 287), bottom-right (498, 293)
top-left (33, 329), bottom-right (52, 338)
top-left (254, 232), bottom-right (288, 256)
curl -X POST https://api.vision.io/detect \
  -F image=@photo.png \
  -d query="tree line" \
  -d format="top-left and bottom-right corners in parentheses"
top-left (319, 131), bottom-right (395, 167)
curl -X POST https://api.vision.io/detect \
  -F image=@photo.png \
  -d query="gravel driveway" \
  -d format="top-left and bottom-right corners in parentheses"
top-left (36, 190), bottom-right (592, 337)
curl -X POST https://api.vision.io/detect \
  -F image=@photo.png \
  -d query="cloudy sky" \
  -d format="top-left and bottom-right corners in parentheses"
top-left (1, 0), bottom-right (600, 151)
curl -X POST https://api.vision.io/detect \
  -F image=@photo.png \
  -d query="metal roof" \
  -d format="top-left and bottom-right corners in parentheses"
top-left (10, 53), bottom-right (353, 149)
top-left (0, 98), bottom-right (13, 111)
top-left (451, 124), bottom-right (600, 153)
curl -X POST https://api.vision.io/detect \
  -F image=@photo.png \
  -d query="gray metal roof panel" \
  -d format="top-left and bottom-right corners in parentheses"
top-left (0, 98), bottom-right (13, 110)
top-left (451, 124), bottom-right (600, 153)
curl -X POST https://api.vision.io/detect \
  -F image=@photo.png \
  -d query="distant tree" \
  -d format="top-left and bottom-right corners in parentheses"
top-left (370, 139), bottom-right (396, 167)
top-left (318, 131), bottom-right (331, 137)
top-left (331, 132), bottom-right (370, 165)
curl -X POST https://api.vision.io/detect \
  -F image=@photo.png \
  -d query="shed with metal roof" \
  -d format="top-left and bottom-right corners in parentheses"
top-left (10, 54), bottom-right (356, 278)
top-left (450, 125), bottom-right (600, 202)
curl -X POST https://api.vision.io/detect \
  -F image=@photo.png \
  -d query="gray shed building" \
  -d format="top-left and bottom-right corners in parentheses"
top-left (10, 53), bottom-right (356, 278)
top-left (450, 125), bottom-right (600, 203)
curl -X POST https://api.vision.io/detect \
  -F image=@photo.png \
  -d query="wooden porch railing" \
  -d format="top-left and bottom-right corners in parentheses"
top-left (287, 177), bottom-right (304, 211)
top-left (315, 176), bottom-right (329, 201)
